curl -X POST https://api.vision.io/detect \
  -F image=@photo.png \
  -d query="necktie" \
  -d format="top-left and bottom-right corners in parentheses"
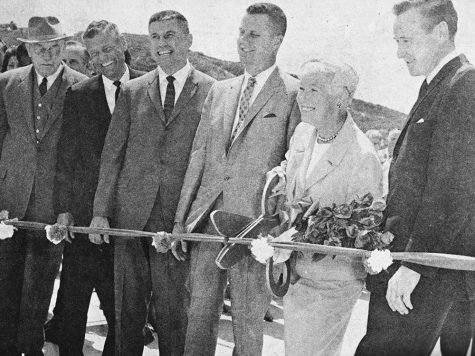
top-left (113, 80), bottom-right (121, 102)
top-left (418, 79), bottom-right (429, 101)
top-left (230, 76), bottom-right (256, 142)
top-left (39, 77), bottom-right (48, 97)
top-left (163, 76), bottom-right (175, 123)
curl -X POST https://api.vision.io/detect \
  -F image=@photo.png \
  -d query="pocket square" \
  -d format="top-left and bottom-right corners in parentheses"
top-left (263, 113), bottom-right (277, 118)
top-left (416, 118), bottom-right (425, 123)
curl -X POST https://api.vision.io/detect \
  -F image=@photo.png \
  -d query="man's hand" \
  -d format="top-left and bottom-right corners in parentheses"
top-left (171, 222), bottom-right (188, 261)
top-left (57, 212), bottom-right (75, 243)
top-left (386, 265), bottom-right (421, 315)
top-left (89, 216), bottom-right (110, 244)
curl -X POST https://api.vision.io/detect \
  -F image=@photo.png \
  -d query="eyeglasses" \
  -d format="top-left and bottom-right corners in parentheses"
top-left (29, 43), bottom-right (62, 57)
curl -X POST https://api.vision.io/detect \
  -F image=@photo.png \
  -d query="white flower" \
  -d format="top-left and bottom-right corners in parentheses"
top-left (251, 235), bottom-right (275, 264)
top-left (0, 221), bottom-right (16, 240)
top-left (364, 249), bottom-right (393, 274)
top-left (152, 231), bottom-right (172, 253)
top-left (45, 224), bottom-right (67, 245)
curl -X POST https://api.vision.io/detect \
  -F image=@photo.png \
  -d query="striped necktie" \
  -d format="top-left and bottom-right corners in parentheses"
top-left (163, 76), bottom-right (175, 123)
top-left (230, 76), bottom-right (256, 142)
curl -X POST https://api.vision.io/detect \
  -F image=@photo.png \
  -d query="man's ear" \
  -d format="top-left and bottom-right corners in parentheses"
top-left (186, 33), bottom-right (193, 50)
top-left (433, 21), bottom-right (450, 41)
top-left (120, 35), bottom-right (128, 50)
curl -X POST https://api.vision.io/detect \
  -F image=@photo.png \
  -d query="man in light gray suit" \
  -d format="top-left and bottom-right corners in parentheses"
top-left (90, 11), bottom-right (215, 356)
top-left (0, 16), bottom-right (87, 356)
top-left (172, 3), bottom-right (300, 355)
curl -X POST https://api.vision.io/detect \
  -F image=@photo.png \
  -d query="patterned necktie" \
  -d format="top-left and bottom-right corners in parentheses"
top-left (230, 76), bottom-right (256, 142)
top-left (163, 76), bottom-right (175, 123)
top-left (113, 80), bottom-right (121, 102)
top-left (39, 77), bottom-right (48, 97)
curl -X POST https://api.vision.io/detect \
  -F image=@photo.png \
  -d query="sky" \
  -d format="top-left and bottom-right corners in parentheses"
top-left (2, 0), bottom-right (475, 113)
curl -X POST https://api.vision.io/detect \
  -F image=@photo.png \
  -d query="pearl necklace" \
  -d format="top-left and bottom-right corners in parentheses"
top-left (317, 125), bottom-right (342, 143)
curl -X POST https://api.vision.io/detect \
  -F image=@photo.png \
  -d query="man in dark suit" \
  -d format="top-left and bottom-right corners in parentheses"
top-left (356, 1), bottom-right (475, 355)
top-left (0, 16), bottom-right (87, 356)
top-left (171, 3), bottom-right (300, 355)
top-left (90, 11), bottom-right (215, 356)
top-left (47, 20), bottom-right (145, 356)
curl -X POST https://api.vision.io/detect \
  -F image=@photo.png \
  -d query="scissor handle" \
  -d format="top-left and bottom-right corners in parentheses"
top-left (261, 172), bottom-right (282, 218)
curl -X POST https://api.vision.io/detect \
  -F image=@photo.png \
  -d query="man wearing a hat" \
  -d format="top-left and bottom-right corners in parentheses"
top-left (0, 16), bottom-right (87, 356)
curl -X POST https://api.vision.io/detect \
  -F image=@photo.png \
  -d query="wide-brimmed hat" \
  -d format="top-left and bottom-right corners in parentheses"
top-left (17, 16), bottom-right (70, 43)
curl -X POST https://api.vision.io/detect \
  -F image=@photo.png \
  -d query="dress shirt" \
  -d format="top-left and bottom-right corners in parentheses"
top-left (232, 64), bottom-right (277, 134)
top-left (102, 65), bottom-right (130, 113)
top-left (426, 49), bottom-right (459, 84)
top-left (35, 63), bottom-right (63, 90)
top-left (156, 61), bottom-right (191, 106)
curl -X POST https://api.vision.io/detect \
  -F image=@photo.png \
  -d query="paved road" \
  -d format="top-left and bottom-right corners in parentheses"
top-left (43, 279), bottom-right (451, 355)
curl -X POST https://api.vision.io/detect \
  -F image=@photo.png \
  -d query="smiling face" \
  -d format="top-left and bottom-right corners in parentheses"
top-left (237, 14), bottom-right (282, 76)
top-left (297, 67), bottom-right (337, 129)
top-left (84, 31), bottom-right (126, 81)
top-left (393, 8), bottom-right (444, 77)
top-left (149, 19), bottom-right (192, 75)
top-left (27, 40), bottom-right (65, 77)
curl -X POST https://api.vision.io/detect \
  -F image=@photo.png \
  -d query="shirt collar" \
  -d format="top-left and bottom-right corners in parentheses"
top-left (102, 65), bottom-right (130, 90)
top-left (157, 60), bottom-right (191, 85)
top-left (35, 63), bottom-right (63, 85)
top-left (243, 64), bottom-right (277, 85)
top-left (426, 50), bottom-right (459, 84)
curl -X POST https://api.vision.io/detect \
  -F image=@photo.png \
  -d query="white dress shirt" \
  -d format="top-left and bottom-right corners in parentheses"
top-left (426, 49), bottom-right (459, 84)
top-left (35, 63), bottom-right (64, 91)
top-left (102, 66), bottom-right (130, 114)
top-left (156, 61), bottom-right (192, 106)
top-left (232, 64), bottom-right (277, 134)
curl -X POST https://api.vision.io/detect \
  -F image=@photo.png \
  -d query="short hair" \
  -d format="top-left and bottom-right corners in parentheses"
top-left (148, 10), bottom-right (190, 34)
top-left (393, 0), bottom-right (458, 40)
top-left (301, 59), bottom-right (359, 99)
top-left (1, 47), bottom-right (17, 72)
top-left (65, 40), bottom-right (90, 63)
top-left (83, 20), bottom-right (123, 42)
top-left (246, 3), bottom-right (287, 37)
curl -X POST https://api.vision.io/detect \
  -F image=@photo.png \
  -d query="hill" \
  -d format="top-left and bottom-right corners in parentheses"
top-left (0, 29), bottom-right (406, 131)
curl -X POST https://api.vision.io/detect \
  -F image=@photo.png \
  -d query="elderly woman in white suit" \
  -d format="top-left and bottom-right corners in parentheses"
top-left (273, 59), bottom-right (384, 356)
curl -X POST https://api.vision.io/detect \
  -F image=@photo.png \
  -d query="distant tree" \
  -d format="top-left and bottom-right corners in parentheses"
top-left (9, 21), bottom-right (17, 30)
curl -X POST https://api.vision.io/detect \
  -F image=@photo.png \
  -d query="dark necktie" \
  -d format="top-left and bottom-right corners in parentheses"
top-left (113, 80), bottom-right (121, 102)
top-left (230, 76), bottom-right (256, 143)
top-left (418, 79), bottom-right (429, 101)
top-left (39, 77), bottom-right (48, 97)
top-left (163, 76), bottom-right (175, 123)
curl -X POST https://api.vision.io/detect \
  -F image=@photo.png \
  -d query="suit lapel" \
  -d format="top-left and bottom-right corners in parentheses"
top-left (393, 56), bottom-right (464, 159)
top-left (147, 70), bottom-right (167, 124)
top-left (14, 66), bottom-right (36, 144)
top-left (230, 68), bottom-right (279, 147)
top-left (304, 117), bottom-right (352, 191)
top-left (42, 66), bottom-right (69, 136)
top-left (167, 68), bottom-right (198, 125)
top-left (223, 76), bottom-right (244, 153)
top-left (92, 75), bottom-right (111, 119)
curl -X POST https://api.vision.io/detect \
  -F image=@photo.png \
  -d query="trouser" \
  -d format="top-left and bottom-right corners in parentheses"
top-left (440, 298), bottom-right (475, 356)
top-left (183, 212), bottom-right (272, 356)
top-left (114, 192), bottom-right (190, 356)
top-left (356, 272), bottom-right (468, 356)
top-left (0, 228), bottom-right (63, 355)
top-left (51, 237), bottom-right (115, 356)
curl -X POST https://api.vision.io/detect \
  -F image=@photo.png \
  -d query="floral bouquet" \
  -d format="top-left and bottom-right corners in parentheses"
top-left (251, 193), bottom-right (395, 274)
